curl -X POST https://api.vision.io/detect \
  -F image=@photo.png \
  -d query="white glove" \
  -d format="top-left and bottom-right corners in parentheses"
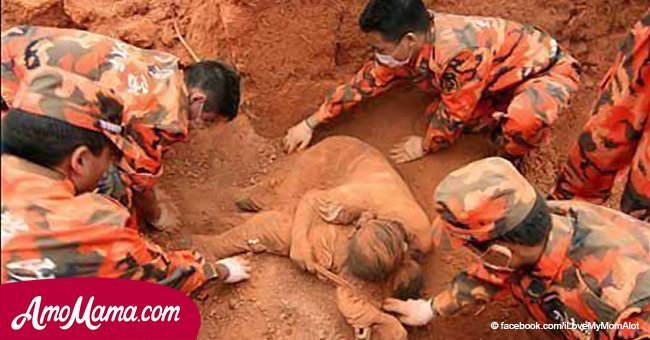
top-left (382, 298), bottom-right (435, 326)
top-left (389, 136), bottom-right (425, 164)
top-left (216, 256), bottom-right (251, 284)
top-left (284, 120), bottom-right (314, 154)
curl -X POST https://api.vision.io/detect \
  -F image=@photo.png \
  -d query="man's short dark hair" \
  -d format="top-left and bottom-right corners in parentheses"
top-left (2, 109), bottom-right (110, 168)
top-left (359, 0), bottom-right (430, 42)
top-left (184, 60), bottom-right (241, 121)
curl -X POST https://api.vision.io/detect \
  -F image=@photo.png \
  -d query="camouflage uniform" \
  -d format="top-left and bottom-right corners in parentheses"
top-left (432, 157), bottom-right (650, 339)
top-left (551, 12), bottom-right (650, 221)
top-left (315, 11), bottom-right (581, 158)
top-left (1, 25), bottom-right (189, 207)
top-left (0, 68), bottom-right (216, 294)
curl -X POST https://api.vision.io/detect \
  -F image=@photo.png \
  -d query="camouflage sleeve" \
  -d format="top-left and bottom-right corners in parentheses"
top-left (1, 28), bottom-right (22, 108)
top-left (432, 262), bottom-right (510, 317)
top-left (423, 49), bottom-right (492, 152)
top-left (108, 228), bottom-right (217, 294)
top-left (314, 60), bottom-right (409, 123)
top-left (552, 14), bottom-right (650, 203)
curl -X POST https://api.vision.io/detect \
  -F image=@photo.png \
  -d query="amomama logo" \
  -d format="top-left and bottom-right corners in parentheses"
top-left (0, 278), bottom-right (200, 339)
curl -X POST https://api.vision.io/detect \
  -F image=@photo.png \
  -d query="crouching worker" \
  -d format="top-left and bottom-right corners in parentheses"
top-left (196, 137), bottom-right (433, 339)
top-left (0, 68), bottom-right (250, 295)
top-left (1, 25), bottom-right (242, 230)
top-left (383, 157), bottom-right (650, 339)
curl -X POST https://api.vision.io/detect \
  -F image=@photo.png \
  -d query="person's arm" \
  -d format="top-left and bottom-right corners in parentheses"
top-left (382, 261), bottom-right (510, 326)
top-left (431, 264), bottom-right (509, 317)
top-left (284, 60), bottom-right (409, 153)
top-left (422, 49), bottom-right (492, 153)
top-left (312, 60), bottom-right (409, 125)
top-left (289, 190), bottom-right (327, 272)
top-left (389, 49), bottom-right (492, 164)
top-left (108, 227), bottom-right (248, 295)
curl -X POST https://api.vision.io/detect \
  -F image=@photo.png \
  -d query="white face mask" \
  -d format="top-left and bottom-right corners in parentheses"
top-left (375, 52), bottom-right (410, 68)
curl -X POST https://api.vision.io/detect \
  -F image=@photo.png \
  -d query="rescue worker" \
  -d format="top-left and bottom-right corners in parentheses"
top-left (0, 67), bottom-right (250, 295)
top-left (283, 0), bottom-right (581, 168)
top-left (382, 157), bottom-right (650, 339)
top-left (1, 25), bottom-right (242, 230)
top-left (551, 11), bottom-right (650, 221)
top-left (196, 136), bottom-right (433, 339)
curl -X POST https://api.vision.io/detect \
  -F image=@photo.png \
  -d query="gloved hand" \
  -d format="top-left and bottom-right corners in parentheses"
top-left (382, 297), bottom-right (435, 326)
top-left (389, 136), bottom-right (425, 164)
top-left (284, 119), bottom-right (314, 154)
top-left (315, 197), bottom-right (363, 225)
top-left (216, 256), bottom-right (251, 284)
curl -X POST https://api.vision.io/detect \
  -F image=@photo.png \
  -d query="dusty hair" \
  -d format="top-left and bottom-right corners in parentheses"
top-left (389, 258), bottom-right (424, 299)
top-left (347, 219), bottom-right (407, 282)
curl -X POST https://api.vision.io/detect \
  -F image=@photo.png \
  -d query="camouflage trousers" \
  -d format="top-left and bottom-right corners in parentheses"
top-left (454, 52), bottom-right (581, 158)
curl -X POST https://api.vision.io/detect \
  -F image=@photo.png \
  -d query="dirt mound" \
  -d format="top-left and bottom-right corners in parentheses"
top-left (2, 0), bottom-right (648, 338)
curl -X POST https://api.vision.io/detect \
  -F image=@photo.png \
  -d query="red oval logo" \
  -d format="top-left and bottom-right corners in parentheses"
top-left (0, 278), bottom-right (200, 339)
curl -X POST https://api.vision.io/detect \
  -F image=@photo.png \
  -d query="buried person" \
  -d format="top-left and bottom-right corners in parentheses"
top-left (195, 136), bottom-right (433, 339)
top-left (383, 157), bottom-right (650, 339)
top-left (1, 25), bottom-right (241, 230)
top-left (1, 68), bottom-right (250, 294)
top-left (284, 0), bottom-right (580, 169)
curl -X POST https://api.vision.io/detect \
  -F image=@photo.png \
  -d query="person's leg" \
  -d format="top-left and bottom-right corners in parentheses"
top-left (621, 127), bottom-right (650, 222)
top-left (497, 53), bottom-right (581, 159)
top-left (195, 211), bottom-right (293, 259)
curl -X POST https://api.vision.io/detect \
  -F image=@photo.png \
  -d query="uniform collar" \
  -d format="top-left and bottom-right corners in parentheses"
top-left (2, 155), bottom-right (76, 194)
top-left (531, 215), bottom-right (574, 280)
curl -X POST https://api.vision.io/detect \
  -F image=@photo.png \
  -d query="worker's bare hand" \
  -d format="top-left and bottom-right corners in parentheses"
top-left (216, 256), bottom-right (251, 284)
top-left (315, 197), bottom-right (363, 225)
top-left (284, 120), bottom-right (314, 154)
top-left (390, 136), bottom-right (425, 164)
top-left (382, 297), bottom-right (435, 326)
top-left (149, 188), bottom-right (181, 231)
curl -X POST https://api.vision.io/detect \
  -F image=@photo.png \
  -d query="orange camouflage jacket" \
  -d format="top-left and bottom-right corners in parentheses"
top-left (1, 25), bottom-right (189, 191)
top-left (433, 201), bottom-right (650, 339)
top-left (315, 11), bottom-right (562, 152)
top-left (552, 11), bottom-right (650, 221)
top-left (0, 155), bottom-right (211, 294)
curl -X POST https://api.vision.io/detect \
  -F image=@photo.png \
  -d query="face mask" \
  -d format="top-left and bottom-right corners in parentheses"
top-left (477, 244), bottom-right (515, 272)
top-left (375, 52), bottom-right (410, 68)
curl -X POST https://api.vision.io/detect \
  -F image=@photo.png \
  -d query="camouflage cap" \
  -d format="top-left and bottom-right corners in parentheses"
top-left (11, 66), bottom-right (124, 136)
top-left (433, 157), bottom-right (537, 244)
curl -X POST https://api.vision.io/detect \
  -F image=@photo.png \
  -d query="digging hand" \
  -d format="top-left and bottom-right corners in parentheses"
top-left (382, 298), bottom-right (435, 326)
top-left (284, 120), bottom-right (314, 154)
top-left (390, 136), bottom-right (425, 164)
top-left (216, 256), bottom-right (251, 284)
